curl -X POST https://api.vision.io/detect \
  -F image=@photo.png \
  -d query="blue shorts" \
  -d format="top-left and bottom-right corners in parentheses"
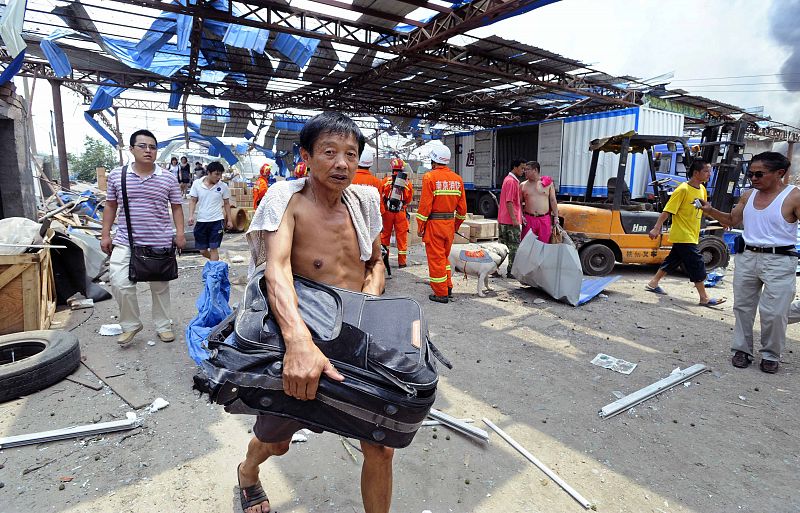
top-left (194, 220), bottom-right (224, 249)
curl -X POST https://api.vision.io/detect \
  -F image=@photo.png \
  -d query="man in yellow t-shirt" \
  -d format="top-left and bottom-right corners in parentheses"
top-left (645, 159), bottom-right (726, 306)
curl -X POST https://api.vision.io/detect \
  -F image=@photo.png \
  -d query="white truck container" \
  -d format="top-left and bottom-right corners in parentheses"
top-left (443, 106), bottom-right (684, 217)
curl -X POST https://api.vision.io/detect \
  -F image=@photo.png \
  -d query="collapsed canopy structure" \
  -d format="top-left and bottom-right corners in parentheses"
top-left (3, 0), bottom-right (799, 149)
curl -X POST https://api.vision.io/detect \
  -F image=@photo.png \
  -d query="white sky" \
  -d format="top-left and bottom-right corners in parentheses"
top-left (14, 0), bottom-right (799, 155)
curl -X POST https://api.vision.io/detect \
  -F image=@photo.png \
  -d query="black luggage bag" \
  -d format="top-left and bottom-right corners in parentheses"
top-left (194, 271), bottom-right (451, 448)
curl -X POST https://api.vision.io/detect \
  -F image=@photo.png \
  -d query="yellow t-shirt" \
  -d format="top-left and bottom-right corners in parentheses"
top-left (664, 182), bottom-right (707, 244)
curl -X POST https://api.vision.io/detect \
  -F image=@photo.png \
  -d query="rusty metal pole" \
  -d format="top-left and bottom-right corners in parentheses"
top-left (112, 107), bottom-right (124, 165)
top-left (49, 79), bottom-right (70, 191)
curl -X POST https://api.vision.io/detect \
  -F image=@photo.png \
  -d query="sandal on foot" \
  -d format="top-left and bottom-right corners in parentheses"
top-left (645, 285), bottom-right (667, 295)
top-left (700, 297), bottom-right (726, 307)
top-left (237, 463), bottom-right (270, 512)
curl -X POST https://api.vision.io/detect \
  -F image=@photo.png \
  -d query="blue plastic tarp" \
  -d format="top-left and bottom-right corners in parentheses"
top-left (83, 112), bottom-right (118, 147)
top-left (41, 29), bottom-right (74, 78)
top-left (0, 50), bottom-right (25, 86)
top-left (577, 275), bottom-right (621, 306)
top-left (185, 261), bottom-right (232, 364)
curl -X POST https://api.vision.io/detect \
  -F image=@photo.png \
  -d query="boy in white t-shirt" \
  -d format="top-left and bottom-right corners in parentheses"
top-left (188, 161), bottom-right (232, 260)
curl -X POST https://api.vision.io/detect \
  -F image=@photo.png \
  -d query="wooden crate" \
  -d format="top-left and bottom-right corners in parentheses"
top-left (0, 249), bottom-right (56, 335)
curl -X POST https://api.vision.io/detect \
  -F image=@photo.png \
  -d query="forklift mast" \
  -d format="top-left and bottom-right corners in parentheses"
top-left (700, 120), bottom-right (748, 212)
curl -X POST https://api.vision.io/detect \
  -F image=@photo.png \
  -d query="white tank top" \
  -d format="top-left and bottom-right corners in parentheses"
top-left (743, 185), bottom-right (798, 247)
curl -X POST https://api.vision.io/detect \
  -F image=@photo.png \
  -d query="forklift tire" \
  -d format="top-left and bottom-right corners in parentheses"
top-left (0, 330), bottom-right (81, 403)
top-left (697, 236), bottom-right (730, 271)
top-left (579, 244), bottom-right (616, 276)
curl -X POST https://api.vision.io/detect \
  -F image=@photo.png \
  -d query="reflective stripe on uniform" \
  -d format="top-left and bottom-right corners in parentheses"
top-left (429, 275), bottom-right (448, 283)
top-left (455, 213), bottom-right (467, 220)
top-left (445, 265), bottom-right (451, 271)
top-left (398, 250), bottom-right (408, 254)
top-left (433, 190), bottom-right (462, 196)
top-left (416, 213), bottom-right (429, 221)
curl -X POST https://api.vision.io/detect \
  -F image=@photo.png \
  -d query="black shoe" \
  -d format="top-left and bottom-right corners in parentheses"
top-left (759, 359), bottom-right (779, 374)
top-left (429, 294), bottom-right (449, 304)
top-left (447, 287), bottom-right (453, 298)
top-left (731, 350), bottom-right (752, 368)
top-left (398, 264), bottom-right (407, 268)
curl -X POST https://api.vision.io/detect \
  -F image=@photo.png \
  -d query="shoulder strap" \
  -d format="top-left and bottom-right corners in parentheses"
top-left (120, 165), bottom-right (134, 247)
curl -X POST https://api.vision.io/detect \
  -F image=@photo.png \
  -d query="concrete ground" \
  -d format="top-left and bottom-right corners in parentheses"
top-left (1, 233), bottom-right (799, 513)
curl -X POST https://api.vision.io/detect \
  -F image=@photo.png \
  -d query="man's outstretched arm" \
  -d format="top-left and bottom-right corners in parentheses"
top-left (264, 204), bottom-right (344, 401)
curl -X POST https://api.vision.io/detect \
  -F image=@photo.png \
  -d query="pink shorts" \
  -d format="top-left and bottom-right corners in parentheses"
top-left (522, 213), bottom-right (551, 244)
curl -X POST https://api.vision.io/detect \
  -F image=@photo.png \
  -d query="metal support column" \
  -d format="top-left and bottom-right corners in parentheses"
top-left (49, 79), bottom-right (70, 191)
top-left (113, 107), bottom-right (124, 166)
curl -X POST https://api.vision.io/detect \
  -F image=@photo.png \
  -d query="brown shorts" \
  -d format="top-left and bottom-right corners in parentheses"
top-left (252, 414), bottom-right (322, 443)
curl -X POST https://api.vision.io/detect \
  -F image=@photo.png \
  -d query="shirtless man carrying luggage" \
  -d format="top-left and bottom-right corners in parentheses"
top-left (237, 112), bottom-right (389, 512)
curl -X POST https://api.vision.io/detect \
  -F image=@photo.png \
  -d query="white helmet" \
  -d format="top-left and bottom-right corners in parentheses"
top-left (429, 144), bottom-right (451, 165)
top-left (358, 149), bottom-right (374, 168)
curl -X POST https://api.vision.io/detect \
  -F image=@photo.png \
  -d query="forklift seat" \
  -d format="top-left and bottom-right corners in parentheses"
top-left (606, 177), bottom-right (631, 206)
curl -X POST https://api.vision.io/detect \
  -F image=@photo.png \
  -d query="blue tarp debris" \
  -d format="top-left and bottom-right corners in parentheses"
top-left (186, 261), bottom-right (232, 364)
top-left (40, 29), bottom-right (75, 78)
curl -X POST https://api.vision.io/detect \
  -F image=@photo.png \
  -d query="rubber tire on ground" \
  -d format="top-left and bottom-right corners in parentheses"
top-left (477, 193), bottom-right (498, 219)
top-left (0, 330), bottom-right (81, 403)
top-left (579, 243), bottom-right (616, 276)
top-left (697, 236), bottom-right (730, 271)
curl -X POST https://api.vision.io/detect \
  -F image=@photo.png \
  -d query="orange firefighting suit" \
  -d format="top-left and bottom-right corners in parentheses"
top-left (380, 173), bottom-right (414, 266)
top-left (351, 167), bottom-right (383, 191)
top-left (416, 165), bottom-right (467, 297)
top-left (253, 175), bottom-right (268, 209)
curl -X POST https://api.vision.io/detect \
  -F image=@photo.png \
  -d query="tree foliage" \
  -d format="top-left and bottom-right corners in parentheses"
top-left (70, 137), bottom-right (117, 182)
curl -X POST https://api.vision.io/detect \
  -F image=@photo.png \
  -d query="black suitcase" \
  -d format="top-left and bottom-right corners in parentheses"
top-left (194, 271), bottom-right (451, 448)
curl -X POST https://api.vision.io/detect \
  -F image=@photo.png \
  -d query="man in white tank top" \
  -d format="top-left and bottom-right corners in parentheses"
top-left (701, 152), bottom-right (799, 374)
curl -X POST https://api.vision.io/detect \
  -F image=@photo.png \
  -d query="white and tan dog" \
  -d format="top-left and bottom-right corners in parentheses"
top-left (448, 241), bottom-right (509, 297)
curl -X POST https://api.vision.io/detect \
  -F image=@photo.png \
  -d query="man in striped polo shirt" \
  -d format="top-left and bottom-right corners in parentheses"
top-left (101, 129), bottom-right (186, 347)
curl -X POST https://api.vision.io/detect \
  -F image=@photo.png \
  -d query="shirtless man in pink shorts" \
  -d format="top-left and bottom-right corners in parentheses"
top-left (520, 161), bottom-right (559, 243)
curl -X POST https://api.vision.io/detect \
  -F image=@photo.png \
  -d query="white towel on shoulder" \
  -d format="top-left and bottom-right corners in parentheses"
top-left (246, 178), bottom-right (382, 277)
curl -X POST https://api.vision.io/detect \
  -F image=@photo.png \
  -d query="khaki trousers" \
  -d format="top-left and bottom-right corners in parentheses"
top-left (731, 251), bottom-right (796, 361)
top-left (109, 246), bottom-right (172, 334)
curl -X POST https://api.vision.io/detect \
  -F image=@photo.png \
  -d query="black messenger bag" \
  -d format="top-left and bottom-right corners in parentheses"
top-left (120, 165), bottom-right (178, 283)
top-left (194, 271), bottom-right (451, 448)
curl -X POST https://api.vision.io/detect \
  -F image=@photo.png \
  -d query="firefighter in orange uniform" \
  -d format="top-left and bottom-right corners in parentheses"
top-left (351, 150), bottom-right (383, 190)
top-left (380, 158), bottom-right (414, 268)
top-left (252, 162), bottom-right (271, 209)
top-left (416, 145), bottom-right (466, 303)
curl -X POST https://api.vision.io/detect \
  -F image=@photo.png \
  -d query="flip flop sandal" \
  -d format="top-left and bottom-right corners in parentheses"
top-left (237, 463), bottom-right (270, 512)
top-left (645, 285), bottom-right (667, 295)
top-left (700, 297), bottom-right (727, 307)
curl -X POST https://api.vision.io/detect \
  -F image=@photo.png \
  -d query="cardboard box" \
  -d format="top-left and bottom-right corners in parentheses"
top-left (462, 219), bottom-right (498, 240)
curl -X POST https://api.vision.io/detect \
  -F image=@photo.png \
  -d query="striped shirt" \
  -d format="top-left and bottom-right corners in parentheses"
top-left (106, 165), bottom-right (183, 248)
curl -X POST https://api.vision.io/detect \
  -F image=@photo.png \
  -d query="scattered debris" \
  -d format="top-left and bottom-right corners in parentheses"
top-left (65, 372), bottom-right (103, 391)
top-left (147, 340), bottom-right (156, 346)
top-left (340, 436), bottom-right (359, 463)
top-left (66, 293), bottom-right (94, 310)
top-left (230, 255), bottom-right (245, 263)
top-left (483, 418), bottom-right (593, 509)
top-left (725, 401), bottom-right (757, 409)
top-left (533, 298), bottom-right (546, 305)
top-left (148, 398), bottom-right (169, 413)
top-left (612, 391), bottom-right (625, 399)
top-left (591, 353), bottom-right (637, 375)
top-left (428, 408), bottom-right (489, 443)
top-left (22, 459), bottom-right (56, 475)
top-left (421, 418), bottom-right (474, 427)
top-left (738, 395), bottom-right (746, 401)
top-left (98, 324), bottom-right (123, 336)
top-left (599, 364), bottom-right (709, 419)
top-left (0, 412), bottom-right (138, 449)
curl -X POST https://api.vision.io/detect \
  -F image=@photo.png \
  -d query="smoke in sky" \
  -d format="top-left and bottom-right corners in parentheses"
top-left (769, 0), bottom-right (800, 92)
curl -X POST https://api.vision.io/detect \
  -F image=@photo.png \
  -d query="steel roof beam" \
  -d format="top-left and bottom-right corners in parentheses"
top-left (400, 0), bottom-right (540, 52)
top-left (109, 0), bottom-right (408, 52)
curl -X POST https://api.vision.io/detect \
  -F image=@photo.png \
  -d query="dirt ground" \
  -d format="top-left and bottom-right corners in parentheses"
top-left (1, 233), bottom-right (799, 513)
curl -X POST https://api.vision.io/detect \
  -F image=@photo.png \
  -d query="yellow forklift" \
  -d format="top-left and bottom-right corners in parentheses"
top-left (559, 131), bottom-right (730, 276)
